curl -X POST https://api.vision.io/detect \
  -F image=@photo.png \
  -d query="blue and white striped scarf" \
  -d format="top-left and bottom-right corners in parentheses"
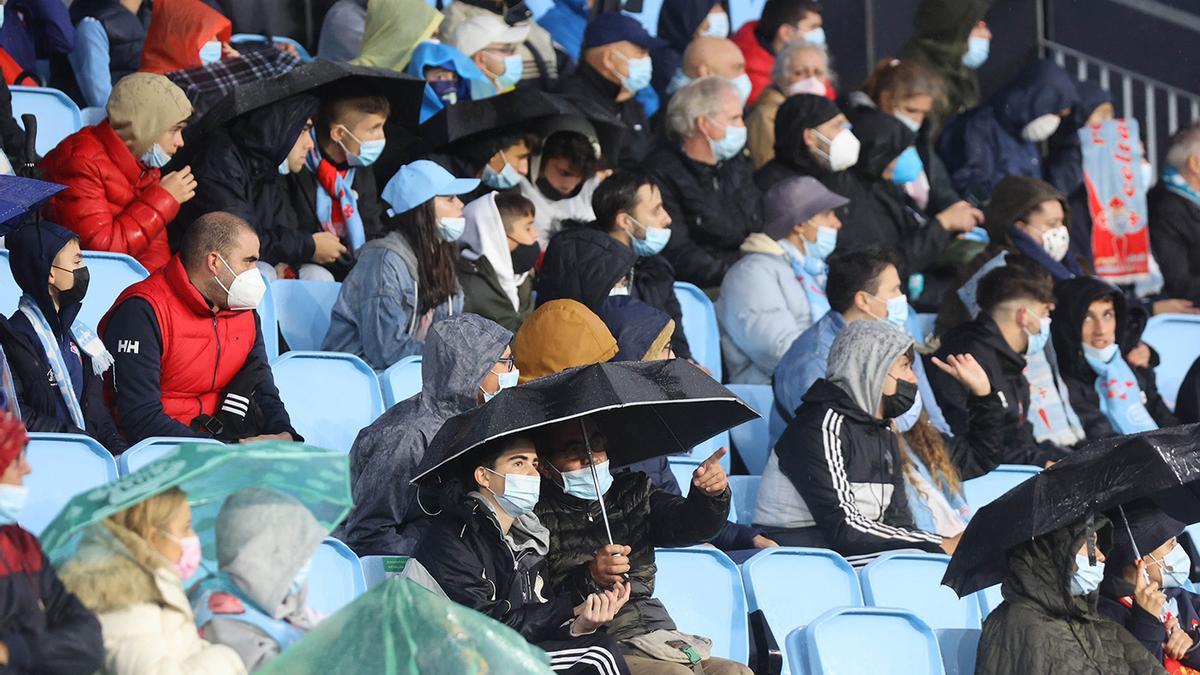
top-left (17, 295), bottom-right (113, 428)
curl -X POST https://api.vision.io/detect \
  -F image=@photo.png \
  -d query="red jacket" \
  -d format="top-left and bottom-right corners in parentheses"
top-left (100, 256), bottom-right (256, 426)
top-left (733, 21), bottom-right (775, 107)
top-left (41, 121), bottom-right (179, 273)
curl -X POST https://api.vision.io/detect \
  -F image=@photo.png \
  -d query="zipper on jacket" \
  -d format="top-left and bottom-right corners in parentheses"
top-left (210, 317), bottom-right (221, 394)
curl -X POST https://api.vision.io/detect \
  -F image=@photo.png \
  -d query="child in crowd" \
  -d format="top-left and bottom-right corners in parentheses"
top-left (459, 191), bottom-right (540, 332)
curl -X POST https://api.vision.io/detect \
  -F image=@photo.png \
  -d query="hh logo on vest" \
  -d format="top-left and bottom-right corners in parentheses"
top-left (117, 340), bottom-right (139, 354)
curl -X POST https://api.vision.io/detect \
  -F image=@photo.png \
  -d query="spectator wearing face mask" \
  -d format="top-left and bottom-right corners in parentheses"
top-left (939, 60), bottom-right (1079, 203)
top-left (662, 36), bottom-right (750, 104)
top-left (349, 0), bottom-right (441, 73)
top-left (746, 38), bottom-right (833, 169)
top-left (731, 0), bottom-right (823, 106)
top-left (755, 93), bottom-right (855, 191)
top-left (447, 13), bottom-right (529, 99)
top-left (519, 126), bottom-right (604, 245)
top-left (66, 0), bottom-right (152, 108)
top-left (137, 0), bottom-right (233, 74)
top-left (406, 41), bottom-right (487, 122)
top-left (535, 225), bottom-right (637, 318)
top-left (644, 76), bottom-right (762, 290)
top-left (899, 0), bottom-right (990, 119)
top-left (439, 0), bottom-right (561, 86)
top-left (436, 128), bottom-right (539, 206)
top-left (458, 191), bottom-right (540, 332)
top-left (717, 176), bottom-right (845, 384)
top-left (650, 0), bottom-right (732, 99)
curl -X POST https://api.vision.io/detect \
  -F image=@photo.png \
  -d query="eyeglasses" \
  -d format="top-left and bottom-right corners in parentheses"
top-left (495, 356), bottom-right (516, 373)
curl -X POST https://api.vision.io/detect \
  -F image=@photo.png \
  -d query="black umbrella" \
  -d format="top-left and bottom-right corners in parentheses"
top-left (943, 424), bottom-right (1200, 597)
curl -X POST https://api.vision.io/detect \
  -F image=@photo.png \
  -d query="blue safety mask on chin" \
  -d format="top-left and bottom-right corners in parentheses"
top-left (1070, 553), bottom-right (1104, 596)
top-left (554, 460), bottom-right (613, 501)
top-left (140, 143), bottom-right (172, 169)
top-left (482, 152), bottom-right (522, 189)
top-left (962, 36), bottom-right (990, 69)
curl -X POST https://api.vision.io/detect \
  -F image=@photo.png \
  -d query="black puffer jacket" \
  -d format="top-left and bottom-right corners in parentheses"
top-left (560, 64), bottom-right (654, 171)
top-left (1148, 184), bottom-right (1200, 304)
top-left (643, 143), bottom-right (763, 289)
top-left (976, 517), bottom-right (1166, 675)
top-left (534, 470), bottom-right (729, 641)
top-left (536, 227), bottom-right (636, 315)
top-left (179, 95), bottom-right (320, 267)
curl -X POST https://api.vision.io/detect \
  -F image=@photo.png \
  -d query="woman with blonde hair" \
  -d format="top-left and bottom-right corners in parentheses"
top-left (59, 487), bottom-right (247, 675)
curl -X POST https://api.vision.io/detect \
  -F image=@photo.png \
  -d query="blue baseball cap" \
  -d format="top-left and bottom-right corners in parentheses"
top-left (582, 13), bottom-right (667, 51)
top-left (382, 160), bottom-right (480, 215)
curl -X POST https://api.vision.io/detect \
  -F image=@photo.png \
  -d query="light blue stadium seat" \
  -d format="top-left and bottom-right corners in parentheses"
top-left (726, 384), bottom-right (772, 474)
top-left (860, 553), bottom-right (981, 631)
top-left (727, 475), bottom-right (759, 526)
top-left (80, 106), bottom-right (106, 126)
top-left (381, 356), bottom-right (422, 408)
top-left (0, 250), bottom-right (16, 317)
top-left (230, 33), bottom-right (313, 61)
top-left (307, 538), bottom-right (366, 616)
top-left (271, 280), bottom-right (342, 352)
top-left (118, 437), bottom-right (224, 476)
top-left (686, 430), bottom-right (730, 471)
top-left (25, 433), bottom-right (118, 534)
top-left (667, 457), bottom-right (700, 494)
top-left (961, 464), bottom-right (1041, 509)
top-left (655, 548), bottom-right (749, 663)
top-left (793, 607), bottom-right (946, 675)
top-left (270, 351), bottom-right (384, 454)
top-left (0, 250), bottom-right (149, 330)
top-left (728, 0), bottom-right (768, 34)
top-left (1141, 313), bottom-right (1200, 410)
top-left (10, 86), bottom-right (82, 156)
top-left (258, 280), bottom-right (279, 360)
top-left (743, 547), bottom-right (863, 675)
top-left (978, 584), bottom-right (1003, 617)
top-left (621, 0), bottom-right (665, 36)
top-left (674, 282), bottom-right (722, 381)
top-left (935, 627), bottom-right (981, 675)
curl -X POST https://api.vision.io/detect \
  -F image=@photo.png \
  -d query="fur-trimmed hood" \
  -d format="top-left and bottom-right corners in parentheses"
top-left (59, 522), bottom-right (190, 616)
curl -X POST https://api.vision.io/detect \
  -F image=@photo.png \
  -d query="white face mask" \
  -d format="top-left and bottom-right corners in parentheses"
top-left (1040, 225), bottom-right (1070, 262)
top-left (787, 76), bottom-right (826, 97)
top-left (812, 127), bottom-right (861, 172)
top-left (1021, 114), bottom-right (1062, 142)
top-left (214, 254), bottom-right (267, 311)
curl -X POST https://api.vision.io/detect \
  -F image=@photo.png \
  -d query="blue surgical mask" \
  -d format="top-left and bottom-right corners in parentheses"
top-left (482, 152), bottom-right (522, 189)
top-left (288, 558), bottom-right (312, 596)
top-left (803, 27), bottom-right (826, 46)
top-left (494, 54), bottom-right (524, 91)
top-left (278, 158), bottom-right (291, 175)
top-left (731, 73), bottom-right (752, 105)
top-left (708, 121), bottom-right (747, 162)
top-left (338, 125), bottom-right (386, 168)
top-left (1082, 342), bottom-right (1119, 369)
top-left (893, 113), bottom-right (921, 133)
top-left (890, 147), bottom-right (924, 186)
top-left (628, 216), bottom-right (671, 257)
top-left (870, 293), bottom-right (909, 329)
top-left (616, 52), bottom-right (653, 93)
top-left (667, 68), bottom-right (692, 96)
top-left (1155, 544), bottom-right (1192, 589)
top-left (437, 216), bottom-right (466, 242)
top-left (1069, 552), bottom-right (1104, 596)
top-left (806, 224), bottom-right (838, 261)
top-left (556, 460), bottom-right (613, 501)
top-left (199, 40), bottom-right (222, 65)
top-left (481, 367), bottom-right (520, 402)
top-left (485, 468), bottom-right (541, 517)
top-left (962, 36), bottom-right (990, 69)
top-left (1025, 315), bottom-right (1051, 355)
top-left (139, 143), bottom-right (172, 169)
top-left (0, 484), bottom-right (27, 524)
top-left (893, 392), bottom-right (924, 432)
top-left (701, 11), bottom-right (730, 38)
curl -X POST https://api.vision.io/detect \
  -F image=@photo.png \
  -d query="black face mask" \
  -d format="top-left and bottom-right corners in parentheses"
top-left (881, 378), bottom-right (918, 420)
top-left (536, 174), bottom-right (583, 202)
top-left (52, 265), bottom-right (89, 308)
top-left (510, 241), bottom-right (541, 274)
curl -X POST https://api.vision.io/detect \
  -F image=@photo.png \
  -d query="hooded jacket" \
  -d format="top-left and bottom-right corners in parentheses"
top-left (643, 141), bottom-right (764, 289)
top-left (976, 517), bottom-right (1166, 675)
top-left (4, 223), bottom-right (126, 452)
top-left (1148, 182), bottom-right (1200, 303)
top-left (649, 0), bottom-right (719, 99)
top-left (139, 0), bottom-right (232, 74)
top-left (351, 0), bottom-right (441, 73)
top-left (753, 93), bottom-right (840, 192)
top-left (1050, 276), bottom-right (1175, 439)
top-left (337, 314), bottom-right (513, 556)
top-left (898, 0), bottom-right (990, 117)
top-left (179, 95), bottom-right (320, 267)
top-left (939, 60), bottom-right (1080, 202)
top-left (599, 295), bottom-right (674, 363)
top-left (457, 192), bottom-right (533, 333)
top-left (535, 228), bottom-right (636, 316)
top-left (513, 299), bottom-right (617, 384)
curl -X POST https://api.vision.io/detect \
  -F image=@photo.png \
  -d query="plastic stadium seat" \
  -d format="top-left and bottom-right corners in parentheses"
top-left (978, 584), bottom-right (1003, 617)
top-left (118, 437), bottom-right (224, 476)
top-left (307, 538), bottom-right (366, 616)
top-left (937, 627), bottom-right (981, 675)
top-left (0, 250), bottom-right (17, 317)
top-left (727, 475), bottom-right (759, 526)
top-left (961, 464), bottom-right (1041, 509)
top-left (667, 457), bottom-right (700, 493)
top-left (728, 0), bottom-right (768, 33)
top-left (622, 0), bottom-right (665, 36)
top-left (230, 34), bottom-right (313, 61)
top-left (860, 553), bottom-right (981, 631)
top-left (80, 106), bottom-right (106, 126)
top-left (270, 351), bottom-right (384, 454)
top-left (381, 356), bottom-right (422, 408)
top-left (10, 86), bottom-right (82, 156)
top-left (743, 547), bottom-right (862, 675)
top-left (1142, 313), bottom-right (1200, 410)
top-left (674, 282), bottom-right (722, 381)
top-left (258, 281), bottom-right (279, 360)
top-left (271, 280), bottom-right (342, 352)
top-left (726, 384), bottom-right (772, 474)
top-left (0, 250), bottom-right (149, 330)
top-left (793, 607), bottom-right (946, 675)
top-left (686, 430), bottom-right (731, 471)
top-left (25, 433), bottom-right (118, 534)
top-left (654, 548), bottom-right (750, 663)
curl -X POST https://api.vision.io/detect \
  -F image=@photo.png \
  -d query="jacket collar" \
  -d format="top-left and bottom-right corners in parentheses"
top-left (577, 63), bottom-right (623, 104)
top-left (163, 256), bottom-right (239, 319)
top-left (975, 313), bottom-right (1028, 372)
top-left (802, 378), bottom-right (887, 427)
top-left (95, 121), bottom-right (151, 184)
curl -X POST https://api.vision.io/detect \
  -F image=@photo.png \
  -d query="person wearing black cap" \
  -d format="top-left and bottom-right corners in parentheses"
top-left (559, 13), bottom-right (666, 170)
top-left (753, 93), bottom-right (854, 192)
top-left (1099, 501), bottom-right (1200, 671)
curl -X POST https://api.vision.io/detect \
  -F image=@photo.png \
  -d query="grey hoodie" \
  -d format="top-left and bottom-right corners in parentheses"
top-left (336, 314), bottom-right (513, 555)
top-left (826, 320), bottom-right (914, 417)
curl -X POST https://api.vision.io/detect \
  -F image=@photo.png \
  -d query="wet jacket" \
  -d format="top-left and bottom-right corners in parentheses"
top-left (898, 0), bottom-right (990, 117)
top-left (643, 143), bottom-right (763, 289)
top-left (286, 155), bottom-right (387, 281)
top-left (535, 470), bottom-right (730, 641)
top-left (0, 524), bottom-right (104, 674)
top-left (1148, 184), bottom-right (1200, 303)
top-left (535, 227), bottom-right (636, 316)
top-left (337, 315), bottom-right (512, 556)
top-left (559, 64), bottom-right (653, 171)
top-left (1098, 576), bottom-right (1200, 670)
top-left (179, 95), bottom-right (320, 267)
top-left (41, 121), bottom-right (178, 273)
top-left (939, 61), bottom-right (1079, 202)
top-left (976, 518), bottom-right (1166, 675)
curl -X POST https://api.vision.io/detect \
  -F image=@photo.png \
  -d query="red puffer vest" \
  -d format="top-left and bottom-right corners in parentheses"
top-left (101, 256), bottom-right (256, 426)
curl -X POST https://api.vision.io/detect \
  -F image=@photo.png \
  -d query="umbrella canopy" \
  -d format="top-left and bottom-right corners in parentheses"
top-left (943, 424), bottom-right (1200, 596)
top-left (413, 359), bottom-right (758, 486)
top-left (257, 579), bottom-right (553, 675)
top-left (39, 441), bottom-right (351, 565)
top-left (0, 176), bottom-right (65, 235)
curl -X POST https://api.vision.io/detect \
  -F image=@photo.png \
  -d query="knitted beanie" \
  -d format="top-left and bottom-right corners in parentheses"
top-left (106, 73), bottom-right (193, 157)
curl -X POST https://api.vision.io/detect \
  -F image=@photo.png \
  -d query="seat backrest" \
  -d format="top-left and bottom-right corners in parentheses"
top-left (381, 356), bottom-right (422, 408)
top-left (937, 627), bottom-right (981, 675)
top-left (360, 555), bottom-right (410, 589)
top-left (1142, 313), bottom-right (1200, 409)
top-left (727, 475), bottom-right (759, 526)
top-left (667, 457), bottom-right (700, 495)
top-left (25, 433), bottom-right (118, 534)
top-left (796, 607), bottom-right (946, 675)
top-left (726, 384), bottom-right (773, 475)
top-left (10, 86), bottom-right (82, 156)
top-left (685, 430), bottom-right (730, 471)
top-left (258, 280), bottom-right (279, 360)
top-left (78, 252), bottom-right (149, 329)
top-left (307, 538), bottom-right (366, 616)
top-left (118, 437), bottom-right (224, 476)
top-left (961, 464), bottom-right (1041, 509)
top-left (270, 351), bottom-right (384, 454)
top-left (654, 548), bottom-right (749, 664)
top-left (0, 250), bottom-right (17, 317)
top-left (860, 553), bottom-right (981, 630)
top-left (978, 584), bottom-right (1003, 617)
top-left (743, 547), bottom-right (862, 675)
top-left (271, 280), bottom-right (342, 352)
top-left (674, 282), bottom-right (722, 381)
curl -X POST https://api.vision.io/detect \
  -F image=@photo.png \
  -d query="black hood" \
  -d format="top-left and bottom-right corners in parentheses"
top-left (1050, 276), bottom-right (1129, 382)
top-left (982, 175), bottom-right (1067, 245)
top-left (990, 60), bottom-right (1079, 133)
top-left (773, 94), bottom-right (842, 174)
top-left (1062, 80), bottom-right (1113, 134)
top-left (657, 0), bottom-right (721, 52)
top-left (6, 222), bottom-right (80, 335)
top-left (912, 0), bottom-right (991, 46)
top-left (846, 107), bottom-right (916, 179)
top-left (535, 228), bottom-right (637, 315)
top-left (229, 93), bottom-right (320, 169)
top-left (1002, 515), bottom-right (1107, 620)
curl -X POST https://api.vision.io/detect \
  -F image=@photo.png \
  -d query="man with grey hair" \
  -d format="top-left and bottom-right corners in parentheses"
top-left (644, 76), bottom-right (763, 289)
top-left (1150, 123), bottom-right (1200, 302)
top-left (100, 211), bottom-right (299, 443)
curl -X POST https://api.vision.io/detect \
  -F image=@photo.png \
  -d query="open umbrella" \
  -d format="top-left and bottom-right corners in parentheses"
top-left (257, 579), bottom-right (553, 675)
top-left (942, 424), bottom-right (1200, 596)
top-left (0, 175), bottom-right (64, 236)
top-left (39, 441), bottom-right (351, 566)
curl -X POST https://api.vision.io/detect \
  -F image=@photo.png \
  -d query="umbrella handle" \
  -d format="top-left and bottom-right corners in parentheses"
top-left (581, 420), bottom-right (615, 547)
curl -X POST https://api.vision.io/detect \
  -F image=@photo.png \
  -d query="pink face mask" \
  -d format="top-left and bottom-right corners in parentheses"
top-left (166, 533), bottom-right (202, 581)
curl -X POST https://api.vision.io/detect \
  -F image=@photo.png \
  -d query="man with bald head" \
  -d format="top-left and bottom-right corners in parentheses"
top-left (101, 212), bottom-right (299, 443)
top-left (668, 36), bottom-right (751, 106)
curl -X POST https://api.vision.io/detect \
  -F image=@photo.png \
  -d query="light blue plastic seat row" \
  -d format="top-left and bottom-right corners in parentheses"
top-left (1141, 313), bottom-right (1200, 410)
top-left (725, 383), bottom-right (772, 475)
top-left (11, 86), bottom-right (81, 156)
top-left (117, 436), bottom-right (224, 476)
top-left (961, 464), bottom-right (1042, 509)
top-left (24, 433), bottom-right (118, 534)
top-left (0, 249), bottom-right (149, 331)
top-left (789, 607), bottom-right (952, 675)
top-left (270, 351), bottom-right (385, 454)
top-left (654, 547), bottom-right (750, 664)
top-left (270, 279), bottom-right (341, 353)
top-left (381, 355), bottom-right (422, 408)
top-left (308, 538), bottom-right (367, 616)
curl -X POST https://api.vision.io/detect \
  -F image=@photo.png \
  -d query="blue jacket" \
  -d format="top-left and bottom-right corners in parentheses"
top-left (537, 0), bottom-right (588, 61)
top-left (0, 0), bottom-right (74, 73)
top-left (938, 61), bottom-right (1079, 202)
top-left (770, 310), bottom-right (845, 445)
